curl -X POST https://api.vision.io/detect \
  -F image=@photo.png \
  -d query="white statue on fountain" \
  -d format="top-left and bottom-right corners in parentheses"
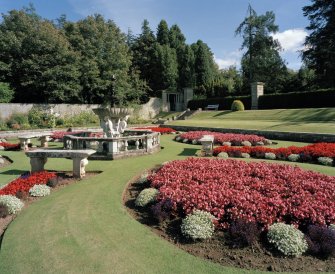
top-left (103, 115), bottom-right (129, 137)
top-left (118, 115), bottom-right (129, 134)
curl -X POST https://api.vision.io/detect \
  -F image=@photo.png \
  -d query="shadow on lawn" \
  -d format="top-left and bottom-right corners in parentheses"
top-left (178, 148), bottom-right (198, 156)
top-left (0, 169), bottom-right (27, 175)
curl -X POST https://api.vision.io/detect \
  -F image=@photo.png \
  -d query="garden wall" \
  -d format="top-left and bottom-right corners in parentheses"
top-left (161, 125), bottom-right (335, 143)
top-left (0, 97), bottom-right (162, 120)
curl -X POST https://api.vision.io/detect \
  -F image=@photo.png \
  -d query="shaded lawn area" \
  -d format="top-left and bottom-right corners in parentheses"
top-left (0, 135), bottom-right (334, 274)
top-left (169, 108), bottom-right (335, 134)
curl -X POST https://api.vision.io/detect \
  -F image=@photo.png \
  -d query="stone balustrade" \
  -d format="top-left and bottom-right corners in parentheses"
top-left (63, 130), bottom-right (160, 160)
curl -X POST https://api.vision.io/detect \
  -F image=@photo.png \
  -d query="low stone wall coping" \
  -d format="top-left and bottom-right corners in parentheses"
top-left (26, 149), bottom-right (96, 158)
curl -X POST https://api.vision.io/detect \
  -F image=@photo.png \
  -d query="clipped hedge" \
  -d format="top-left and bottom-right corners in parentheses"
top-left (258, 89), bottom-right (335, 109)
top-left (187, 96), bottom-right (251, 110)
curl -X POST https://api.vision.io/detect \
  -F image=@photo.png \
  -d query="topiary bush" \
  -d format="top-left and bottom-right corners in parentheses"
top-left (47, 177), bottom-right (59, 188)
top-left (135, 188), bottom-right (159, 207)
top-left (0, 195), bottom-right (24, 214)
top-left (229, 220), bottom-right (261, 247)
top-left (29, 185), bottom-right (51, 197)
top-left (231, 100), bottom-right (245, 111)
top-left (181, 210), bottom-right (215, 240)
top-left (267, 223), bottom-right (308, 257)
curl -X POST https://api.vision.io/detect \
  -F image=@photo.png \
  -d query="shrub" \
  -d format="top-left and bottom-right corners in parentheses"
top-left (265, 152), bottom-right (276, 160)
top-left (0, 82), bottom-right (14, 103)
top-left (217, 152), bottom-right (229, 158)
top-left (267, 223), bottom-right (308, 257)
top-left (306, 225), bottom-right (335, 258)
top-left (182, 139), bottom-right (189, 143)
top-left (15, 190), bottom-right (29, 200)
top-left (181, 210), bottom-right (215, 240)
top-left (231, 100), bottom-right (245, 111)
top-left (222, 142), bottom-right (231, 146)
top-left (241, 141), bottom-right (252, 147)
top-left (137, 172), bottom-right (149, 184)
top-left (151, 198), bottom-right (174, 222)
top-left (288, 154), bottom-right (300, 162)
top-left (229, 220), bottom-right (261, 247)
top-left (29, 185), bottom-right (51, 197)
top-left (0, 195), bottom-right (24, 214)
top-left (192, 139), bottom-right (198, 145)
top-left (47, 177), bottom-right (59, 188)
top-left (0, 203), bottom-right (9, 218)
top-left (135, 188), bottom-right (159, 207)
top-left (241, 153), bottom-right (250, 158)
top-left (330, 224), bottom-right (335, 230)
top-left (318, 157), bottom-right (333, 166)
top-left (175, 136), bottom-right (182, 142)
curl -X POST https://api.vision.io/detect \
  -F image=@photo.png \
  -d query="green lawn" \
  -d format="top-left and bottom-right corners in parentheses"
top-left (0, 136), bottom-right (334, 274)
top-left (169, 108), bottom-right (335, 133)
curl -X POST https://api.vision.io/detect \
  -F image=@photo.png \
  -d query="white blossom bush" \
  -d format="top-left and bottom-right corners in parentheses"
top-left (267, 223), bottom-right (308, 257)
top-left (241, 141), bottom-right (252, 147)
top-left (192, 139), bottom-right (198, 145)
top-left (265, 152), bottom-right (276, 160)
top-left (241, 153), bottom-right (250, 158)
top-left (0, 195), bottom-right (24, 214)
top-left (182, 138), bottom-right (189, 143)
top-left (256, 141), bottom-right (264, 146)
top-left (217, 152), bottom-right (229, 158)
top-left (135, 188), bottom-right (159, 207)
top-left (181, 210), bottom-right (215, 240)
top-left (222, 142), bottom-right (231, 146)
top-left (137, 171), bottom-right (150, 184)
top-left (175, 136), bottom-right (181, 142)
top-left (287, 154), bottom-right (300, 162)
top-left (318, 157), bottom-right (333, 166)
top-left (29, 184), bottom-right (51, 197)
top-left (264, 139), bottom-right (272, 145)
top-left (330, 224), bottom-right (335, 230)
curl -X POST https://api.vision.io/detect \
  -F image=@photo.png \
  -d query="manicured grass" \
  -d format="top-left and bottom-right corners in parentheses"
top-left (169, 108), bottom-right (335, 133)
top-left (0, 136), bottom-right (334, 274)
top-left (155, 111), bottom-right (182, 119)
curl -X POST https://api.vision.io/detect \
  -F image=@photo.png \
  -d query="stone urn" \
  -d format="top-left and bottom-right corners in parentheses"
top-left (93, 107), bottom-right (133, 137)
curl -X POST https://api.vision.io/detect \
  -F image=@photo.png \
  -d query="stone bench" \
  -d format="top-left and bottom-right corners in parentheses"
top-left (18, 133), bottom-right (51, 150)
top-left (25, 149), bottom-right (96, 178)
top-left (205, 104), bottom-right (219, 110)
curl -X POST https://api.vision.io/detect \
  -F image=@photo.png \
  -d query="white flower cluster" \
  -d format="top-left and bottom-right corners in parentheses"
top-left (241, 141), bottom-right (252, 147)
top-left (265, 152), bottom-right (276, 160)
top-left (192, 139), bottom-right (198, 145)
top-left (181, 210), bottom-right (215, 240)
top-left (287, 154), bottom-right (300, 162)
top-left (241, 153), bottom-right (250, 158)
top-left (318, 157), bottom-right (333, 166)
top-left (137, 172), bottom-right (149, 184)
top-left (135, 188), bottom-right (159, 207)
top-left (182, 138), bottom-right (189, 143)
top-left (264, 139), bottom-right (272, 145)
top-left (222, 142), bottom-right (231, 146)
top-left (217, 152), bottom-right (229, 158)
top-left (0, 195), bottom-right (24, 214)
top-left (175, 136), bottom-right (181, 142)
top-left (29, 184), bottom-right (51, 197)
top-left (267, 223), bottom-right (308, 257)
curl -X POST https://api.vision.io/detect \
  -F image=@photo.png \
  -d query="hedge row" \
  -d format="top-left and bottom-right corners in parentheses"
top-left (258, 89), bottom-right (335, 109)
top-left (187, 96), bottom-right (251, 110)
top-left (187, 89), bottom-right (335, 110)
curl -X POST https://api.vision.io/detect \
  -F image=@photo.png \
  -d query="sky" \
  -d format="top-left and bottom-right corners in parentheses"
top-left (0, 0), bottom-right (311, 70)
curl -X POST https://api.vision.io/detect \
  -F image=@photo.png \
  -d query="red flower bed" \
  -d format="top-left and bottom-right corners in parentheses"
top-left (213, 142), bottom-right (335, 161)
top-left (150, 158), bottom-right (335, 229)
top-left (0, 142), bottom-right (20, 151)
top-left (50, 131), bottom-right (83, 140)
top-left (178, 131), bottom-right (267, 145)
top-left (0, 171), bottom-right (57, 195)
top-left (134, 127), bottom-right (176, 134)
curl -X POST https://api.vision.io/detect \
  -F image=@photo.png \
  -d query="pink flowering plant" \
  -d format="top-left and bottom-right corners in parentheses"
top-left (149, 158), bottom-right (335, 229)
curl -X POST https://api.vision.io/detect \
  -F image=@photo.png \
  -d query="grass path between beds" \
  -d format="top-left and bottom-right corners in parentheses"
top-left (0, 135), bottom-right (334, 274)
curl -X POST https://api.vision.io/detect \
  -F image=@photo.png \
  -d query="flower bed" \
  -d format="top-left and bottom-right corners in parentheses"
top-left (149, 158), bottom-right (335, 229)
top-left (0, 142), bottom-right (20, 151)
top-left (134, 127), bottom-right (176, 134)
top-left (50, 131), bottom-right (83, 140)
top-left (176, 131), bottom-right (268, 146)
top-left (213, 142), bottom-right (335, 165)
top-left (0, 171), bottom-right (56, 196)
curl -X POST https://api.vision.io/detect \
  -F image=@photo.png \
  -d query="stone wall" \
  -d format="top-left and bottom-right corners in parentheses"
top-left (0, 98), bottom-right (162, 120)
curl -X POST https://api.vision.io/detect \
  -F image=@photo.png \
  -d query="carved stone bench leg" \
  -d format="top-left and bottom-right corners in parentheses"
top-left (73, 158), bottom-right (88, 178)
top-left (40, 136), bottom-right (49, 148)
top-left (30, 157), bottom-right (47, 172)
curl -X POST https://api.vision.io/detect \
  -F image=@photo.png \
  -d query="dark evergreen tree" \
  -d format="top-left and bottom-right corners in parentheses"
top-left (303, 0), bottom-right (335, 88)
top-left (235, 5), bottom-right (288, 94)
top-left (0, 7), bottom-right (81, 103)
top-left (156, 20), bottom-right (170, 45)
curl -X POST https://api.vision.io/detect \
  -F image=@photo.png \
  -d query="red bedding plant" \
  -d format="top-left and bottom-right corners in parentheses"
top-left (0, 171), bottom-right (57, 196)
top-left (50, 131), bottom-right (83, 140)
top-left (214, 142), bottom-right (335, 162)
top-left (178, 131), bottom-right (267, 145)
top-left (149, 158), bottom-right (335, 229)
top-left (0, 142), bottom-right (20, 151)
top-left (134, 127), bottom-right (176, 134)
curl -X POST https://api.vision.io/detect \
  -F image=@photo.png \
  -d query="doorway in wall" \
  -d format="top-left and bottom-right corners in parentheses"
top-left (168, 94), bottom-right (176, 111)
